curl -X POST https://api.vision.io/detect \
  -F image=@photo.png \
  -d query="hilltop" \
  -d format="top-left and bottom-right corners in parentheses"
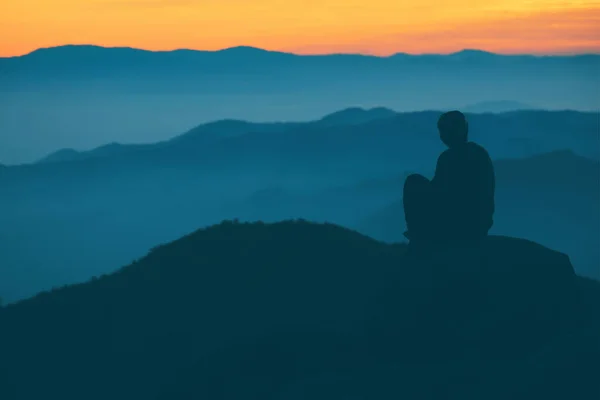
top-left (0, 220), bottom-right (597, 399)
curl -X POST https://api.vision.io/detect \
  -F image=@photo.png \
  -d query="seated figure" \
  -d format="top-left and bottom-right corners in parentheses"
top-left (403, 110), bottom-right (495, 250)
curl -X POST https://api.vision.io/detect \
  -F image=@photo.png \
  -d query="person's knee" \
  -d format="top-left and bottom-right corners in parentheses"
top-left (404, 173), bottom-right (430, 190)
top-left (404, 173), bottom-right (435, 217)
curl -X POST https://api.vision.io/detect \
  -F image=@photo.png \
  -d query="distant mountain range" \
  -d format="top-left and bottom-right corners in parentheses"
top-left (462, 100), bottom-right (535, 113)
top-left (0, 47), bottom-right (598, 397)
top-left (2, 45), bottom-right (598, 98)
top-left (1, 45), bottom-right (598, 164)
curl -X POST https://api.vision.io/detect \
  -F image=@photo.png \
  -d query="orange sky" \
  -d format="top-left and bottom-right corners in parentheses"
top-left (2, 0), bottom-right (600, 57)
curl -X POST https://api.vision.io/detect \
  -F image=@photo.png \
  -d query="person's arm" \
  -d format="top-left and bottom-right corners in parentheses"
top-left (485, 149), bottom-right (496, 215)
top-left (431, 151), bottom-right (451, 189)
top-left (487, 151), bottom-right (496, 196)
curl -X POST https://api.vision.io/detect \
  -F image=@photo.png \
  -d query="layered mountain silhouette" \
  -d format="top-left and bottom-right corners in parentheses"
top-left (0, 111), bottom-right (598, 302)
top-left (0, 220), bottom-right (597, 400)
top-left (33, 107), bottom-right (397, 165)
top-left (33, 106), bottom-right (399, 165)
top-left (2, 45), bottom-right (599, 164)
top-left (2, 43), bottom-right (598, 399)
top-left (1, 45), bottom-right (295, 88)
top-left (2, 45), bottom-right (598, 93)
top-left (27, 109), bottom-right (600, 168)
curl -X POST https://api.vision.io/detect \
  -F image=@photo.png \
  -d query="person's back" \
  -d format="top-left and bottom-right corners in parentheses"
top-left (432, 141), bottom-right (494, 239)
top-left (432, 112), bottom-right (495, 240)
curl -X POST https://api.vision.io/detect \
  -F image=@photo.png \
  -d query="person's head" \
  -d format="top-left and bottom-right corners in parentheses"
top-left (437, 111), bottom-right (468, 148)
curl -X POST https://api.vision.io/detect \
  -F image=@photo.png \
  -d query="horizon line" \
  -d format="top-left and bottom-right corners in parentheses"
top-left (5, 44), bottom-right (600, 59)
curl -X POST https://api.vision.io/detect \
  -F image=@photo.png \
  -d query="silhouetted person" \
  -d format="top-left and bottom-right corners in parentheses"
top-left (404, 111), bottom-right (495, 249)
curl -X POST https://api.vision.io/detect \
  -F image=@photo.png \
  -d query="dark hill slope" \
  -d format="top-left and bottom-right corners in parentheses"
top-left (0, 221), bottom-right (598, 400)
top-left (0, 221), bottom-right (402, 399)
top-left (158, 235), bottom-right (599, 400)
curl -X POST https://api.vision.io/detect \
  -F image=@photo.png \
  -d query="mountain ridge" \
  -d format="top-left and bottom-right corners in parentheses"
top-left (2, 45), bottom-right (597, 164)
top-left (27, 108), bottom-right (599, 167)
top-left (33, 107), bottom-right (399, 165)
top-left (6, 44), bottom-right (600, 59)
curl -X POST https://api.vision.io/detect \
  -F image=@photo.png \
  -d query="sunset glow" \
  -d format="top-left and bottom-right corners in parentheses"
top-left (2, 0), bottom-right (599, 56)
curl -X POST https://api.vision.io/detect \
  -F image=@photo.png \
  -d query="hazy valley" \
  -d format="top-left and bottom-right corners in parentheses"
top-left (0, 107), bottom-right (598, 303)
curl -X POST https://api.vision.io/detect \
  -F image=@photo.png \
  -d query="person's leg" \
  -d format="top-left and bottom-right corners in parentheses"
top-left (403, 174), bottom-right (436, 243)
